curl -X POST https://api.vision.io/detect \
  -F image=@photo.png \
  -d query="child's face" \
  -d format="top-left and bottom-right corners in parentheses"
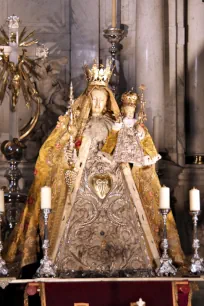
top-left (123, 105), bottom-right (136, 119)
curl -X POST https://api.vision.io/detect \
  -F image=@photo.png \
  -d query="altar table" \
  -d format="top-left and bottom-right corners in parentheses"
top-left (0, 278), bottom-right (196, 306)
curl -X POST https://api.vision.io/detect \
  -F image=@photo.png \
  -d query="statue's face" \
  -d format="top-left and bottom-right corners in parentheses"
top-left (123, 105), bottom-right (136, 119)
top-left (91, 89), bottom-right (107, 116)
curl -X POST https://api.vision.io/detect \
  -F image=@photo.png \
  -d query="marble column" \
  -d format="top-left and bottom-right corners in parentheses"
top-left (71, 0), bottom-right (100, 96)
top-left (186, 0), bottom-right (204, 159)
top-left (176, 0), bottom-right (186, 166)
top-left (135, 0), bottom-right (165, 151)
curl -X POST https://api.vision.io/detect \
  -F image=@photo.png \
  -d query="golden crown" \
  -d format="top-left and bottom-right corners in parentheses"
top-left (84, 60), bottom-right (113, 86)
top-left (121, 90), bottom-right (138, 107)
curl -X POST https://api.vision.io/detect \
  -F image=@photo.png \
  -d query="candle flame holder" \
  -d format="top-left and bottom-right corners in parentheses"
top-left (35, 208), bottom-right (57, 278)
top-left (156, 208), bottom-right (177, 276)
top-left (103, 27), bottom-right (126, 96)
top-left (103, 27), bottom-right (125, 58)
top-left (189, 210), bottom-right (204, 274)
top-left (0, 212), bottom-right (9, 276)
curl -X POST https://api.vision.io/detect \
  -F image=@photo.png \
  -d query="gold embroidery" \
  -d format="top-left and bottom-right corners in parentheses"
top-left (3, 86), bottom-right (120, 269)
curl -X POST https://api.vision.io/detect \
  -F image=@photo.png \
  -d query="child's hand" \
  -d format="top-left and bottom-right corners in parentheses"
top-left (112, 122), bottom-right (123, 131)
top-left (136, 124), bottom-right (145, 140)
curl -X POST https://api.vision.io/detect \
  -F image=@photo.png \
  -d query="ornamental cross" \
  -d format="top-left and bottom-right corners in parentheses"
top-left (136, 298), bottom-right (146, 306)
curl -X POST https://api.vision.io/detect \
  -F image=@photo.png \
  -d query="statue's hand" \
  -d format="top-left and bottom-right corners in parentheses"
top-left (112, 122), bottom-right (123, 131)
top-left (66, 148), bottom-right (74, 160)
top-left (135, 124), bottom-right (145, 140)
top-left (65, 146), bottom-right (78, 165)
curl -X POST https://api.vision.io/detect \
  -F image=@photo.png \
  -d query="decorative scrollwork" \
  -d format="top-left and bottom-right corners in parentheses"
top-left (56, 137), bottom-right (152, 276)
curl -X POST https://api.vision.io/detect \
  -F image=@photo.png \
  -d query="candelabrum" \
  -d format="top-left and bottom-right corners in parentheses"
top-left (0, 212), bottom-right (9, 276)
top-left (0, 15), bottom-right (44, 230)
top-left (156, 208), bottom-right (177, 276)
top-left (35, 208), bottom-right (56, 278)
top-left (103, 27), bottom-right (125, 96)
top-left (1, 139), bottom-right (27, 229)
top-left (190, 211), bottom-right (204, 274)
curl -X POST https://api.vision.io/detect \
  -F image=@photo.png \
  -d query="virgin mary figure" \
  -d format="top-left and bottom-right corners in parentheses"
top-left (4, 62), bottom-right (184, 277)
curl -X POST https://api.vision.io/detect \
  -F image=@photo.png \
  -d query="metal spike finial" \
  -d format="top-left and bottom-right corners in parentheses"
top-left (68, 81), bottom-right (75, 125)
top-left (69, 81), bottom-right (74, 103)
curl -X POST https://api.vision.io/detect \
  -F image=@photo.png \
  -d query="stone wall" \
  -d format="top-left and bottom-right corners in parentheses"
top-left (0, 0), bottom-right (187, 201)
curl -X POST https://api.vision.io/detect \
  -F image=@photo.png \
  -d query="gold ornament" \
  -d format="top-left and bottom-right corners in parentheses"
top-left (65, 82), bottom-right (78, 167)
top-left (121, 90), bottom-right (138, 107)
top-left (138, 84), bottom-right (147, 124)
top-left (101, 239), bottom-right (107, 249)
top-left (0, 16), bottom-right (41, 140)
top-left (65, 168), bottom-right (78, 193)
top-left (84, 60), bottom-right (113, 87)
top-left (0, 23), bottom-right (38, 48)
top-left (91, 174), bottom-right (112, 199)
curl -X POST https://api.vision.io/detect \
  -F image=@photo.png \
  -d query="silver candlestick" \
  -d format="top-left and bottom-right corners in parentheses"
top-left (190, 210), bottom-right (204, 274)
top-left (0, 212), bottom-right (9, 276)
top-left (156, 208), bottom-right (177, 276)
top-left (103, 27), bottom-right (125, 59)
top-left (103, 27), bottom-right (125, 96)
top-left (35, 208), bottom-right (56, 278)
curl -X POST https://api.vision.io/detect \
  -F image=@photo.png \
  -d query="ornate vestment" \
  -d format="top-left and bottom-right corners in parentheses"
top-left (113, 124), bottom-right (144, 164)
top-left (3, 85), bottom-right (121, 269)
top-left (112, 119), bottom-right (161, 166)
top-left (3, 85), bottom-right (185, 275)
top-left (55, 121), bottom-right (153, 276)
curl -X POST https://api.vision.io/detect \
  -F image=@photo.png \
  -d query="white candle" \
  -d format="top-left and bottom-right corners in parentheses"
top-left (41, 186), bottom-right (51, 209)
top-left (189, 187), bottom-right (200, 211)
top-left (112, 0), bottom-right (117, 28)
top-left (0, 190), bottom-right (5, 212)
top-left (9, 44), bottom-right (19, 65)
top-left (159, 186), bottom-right (170, 209)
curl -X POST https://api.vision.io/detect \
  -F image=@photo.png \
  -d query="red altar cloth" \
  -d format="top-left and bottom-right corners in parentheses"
top-left (43, 281), bottom-right (174, 306)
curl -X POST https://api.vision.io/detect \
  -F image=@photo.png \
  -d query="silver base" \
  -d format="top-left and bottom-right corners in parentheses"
top-left (190, 238), bottom-right (204, 274)
top-left (190, 211), bottom-right (204, 274)
top-left (35, 256), bottom-right (57, 278)
top-left (0, 256), bottom-right (9, 277)
top-left (156, 255), bottom-right (177, 276)
top-left (190, 257), bottom-right (204, 274)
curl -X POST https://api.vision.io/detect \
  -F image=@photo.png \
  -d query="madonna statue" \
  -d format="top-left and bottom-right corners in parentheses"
top-left (4, 62), bottom-right (184, 277)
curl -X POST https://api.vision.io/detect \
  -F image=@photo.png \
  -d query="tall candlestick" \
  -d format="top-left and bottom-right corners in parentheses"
top-left (35, 208), bottom-right (56, 278)
top-left (41, 186), bottom-right (51, 209)
top-left (189, 187), bottom-right (200, 211)
top-left (159, 186), bottom-right (170, 209)
top-left (112, 0), bottom-right (117, 28)
top-left (0, 190), bottom-right (5, 212)
top-left (156, 208), bottom-right (177, 276)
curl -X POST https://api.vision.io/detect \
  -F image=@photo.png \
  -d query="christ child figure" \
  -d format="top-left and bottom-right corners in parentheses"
top-left (112, 90), bottom-right (145, 166)
top-left (112, 90), bottom-right (161, 167)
